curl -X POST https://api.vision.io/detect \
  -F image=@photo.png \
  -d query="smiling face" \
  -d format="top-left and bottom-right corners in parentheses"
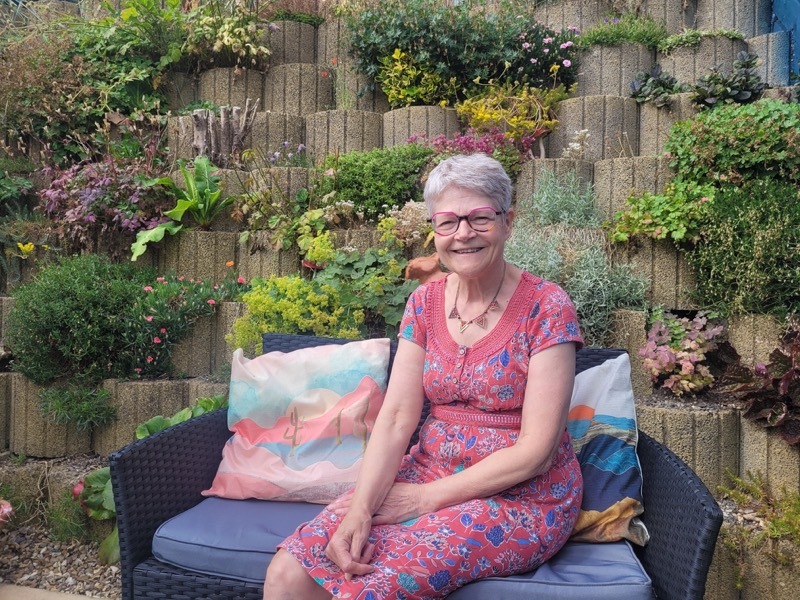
top-left (432, 185), bottom-right (514, 280)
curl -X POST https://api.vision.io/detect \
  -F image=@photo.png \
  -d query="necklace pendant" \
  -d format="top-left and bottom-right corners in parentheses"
top-left (474, 313), bottom-right (489, 329)
top-left (459, 320), bottom-right (470, 333)
top-left (449, 306), bottom-right (460, 320)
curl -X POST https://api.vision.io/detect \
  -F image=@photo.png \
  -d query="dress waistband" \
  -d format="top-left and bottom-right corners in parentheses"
top-left (430, 404), bottom-right (522, 428)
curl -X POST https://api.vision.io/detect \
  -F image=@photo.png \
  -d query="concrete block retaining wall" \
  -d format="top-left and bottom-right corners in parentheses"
top-left (576, 43), bottom-right (655, 98)
top-left (658, 36), bottom-right (749, 85)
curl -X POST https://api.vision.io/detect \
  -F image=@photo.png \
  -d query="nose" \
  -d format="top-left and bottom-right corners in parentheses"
top-left (453, 218), bottom-right (477, 238)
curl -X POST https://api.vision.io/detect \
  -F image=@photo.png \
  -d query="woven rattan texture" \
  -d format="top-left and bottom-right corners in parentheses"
top-left (636, 432), bottom-right (723, 599)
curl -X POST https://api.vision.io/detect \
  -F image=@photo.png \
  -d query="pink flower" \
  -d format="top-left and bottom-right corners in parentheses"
top-left (145, 315), bottom-right (154, 322)
top-left (146, 356), bottom-right (154, 363)
top-left (143, 286), bottom-right (153, 292)
top-left (156, 277), bottom-right (165, 283)
top-left (153, 337), bottom-right (162, 344)
top-left (543, 48), bottom-right (549, 54)
top-left (134, 368), bottom-right (142, 373)
top-left (160, 328), bottom-right (167, 334)
top-left (530, 58), bottom-right (538, 64)
top-left (543, 37), bottom-right (553, 44)
top-left (522, 42), bottom-right (531, 49)
top-left (207, 299), bottom-right (216, 306)
top-left (560, 41), bottom-right (573, 49)
top-left (563, 59), bottom-right (572, 67)
top-left (237, 277), bottom-right (246, 284)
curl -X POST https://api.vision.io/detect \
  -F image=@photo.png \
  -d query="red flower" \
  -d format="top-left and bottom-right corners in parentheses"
top-left (153, 336), bottom-right (162, 344)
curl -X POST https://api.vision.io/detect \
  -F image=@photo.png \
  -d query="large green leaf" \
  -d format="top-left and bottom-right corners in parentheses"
top-left (130, 221), bottom-right (183, 261)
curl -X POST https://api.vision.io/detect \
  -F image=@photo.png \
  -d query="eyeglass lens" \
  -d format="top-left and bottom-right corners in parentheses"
top-left (431, 207), bottom-right (501, 235)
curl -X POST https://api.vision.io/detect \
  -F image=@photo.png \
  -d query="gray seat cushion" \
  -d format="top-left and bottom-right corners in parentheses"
top-left (153, 497), bottom-right (653, 599)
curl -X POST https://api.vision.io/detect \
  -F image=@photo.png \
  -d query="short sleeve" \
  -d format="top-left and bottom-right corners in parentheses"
top-left (524, 280), bottom-right (584, 357)
top-left (398, 284), bottom-right (429, 349)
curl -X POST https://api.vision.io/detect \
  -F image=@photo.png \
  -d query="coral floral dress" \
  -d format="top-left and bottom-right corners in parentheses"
top-left (280, 271), bottom-right (585, 599)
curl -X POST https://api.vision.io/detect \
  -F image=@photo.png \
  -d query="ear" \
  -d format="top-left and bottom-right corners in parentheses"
top-left (503, 209), bottom-right (515, 238)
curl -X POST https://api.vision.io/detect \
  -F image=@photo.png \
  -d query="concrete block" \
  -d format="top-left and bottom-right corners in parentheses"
top-left (0, 372), bottom-right (11, 450)
top-left (166, 115), bottom-right (194, 162)
top-left (266, 20), bottom-right (317, 67)
top-left (748, 31), bottom-right (791, 88)
top-left (0, 296), bottom-right (14, 347)
top-left (93, 379), bottom-right (189, 456)
top-left (159, 231), bottom-right (239, 286)
top-left (247, 112), bottom-right (306, 159)
top-left (704, 525), bottom-right (742, 600)
top-left (163, 71), bottom-right (198, 113)
top-left (317, 17), bottom-right (349, 68)
top-left (9, 374), bottom-right (91, 459)
top-left (608, 309), bottom-right (651, 398)
top-left (238, 239), bottom-right (300, 280)
top-left (638, 0), bottom-right (697, 34)
top-left (548, 96), bottom-right (639, 162)
top-left (739, 417), bottom-right (800, 499)
top-left (213, 301), bottom-right (246, 368)
top-left (617, 237), bottom-right (696, 309)
top-left (187, 379), bottom-right (229, 404)
top-left (658, 36), bottom-right (748, 85)
top-left (593, 156), bottom-right (674, 221)
top-left (727, 313), bottom-right (783, 369)
top-left (265, 63), bottom-right (335, 115)
top-left (763, 86), bottom-right (800, 102)
top-left (305, 109), bottom-right (383, 164)
top-left (198, 67), bottom-right (265, 110)
top-left (515, 159), bottom-right (594, 206)
top-left (576, 43), bottom-right (655, 98)
top-left (249, 167), bottom-right (312, 204)
top-left (636, 403), bottom-right (739, 494)
top-left (533, 0), bottom-right (612, 33)
top-left (382, 106), bottom-right (460, 148)
top-left (695, 0), bottom-right (772, 39)
top-left (334, 63), bottom-right (390, 113)
top-left (172, 314), bottom-right (215, 378)
top-left (638, 92), bottom-right (699, 157)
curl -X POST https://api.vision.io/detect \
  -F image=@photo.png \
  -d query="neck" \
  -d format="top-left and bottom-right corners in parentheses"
top-left (457, 263), bottom-right (506, 305)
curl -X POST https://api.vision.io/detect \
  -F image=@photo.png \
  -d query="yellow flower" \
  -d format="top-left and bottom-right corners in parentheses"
top-left (17, 242), bottom-right (34, 259)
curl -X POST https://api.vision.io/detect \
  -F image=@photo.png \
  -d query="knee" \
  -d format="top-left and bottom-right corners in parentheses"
top-left (265, 550), bottom-right (313, 596)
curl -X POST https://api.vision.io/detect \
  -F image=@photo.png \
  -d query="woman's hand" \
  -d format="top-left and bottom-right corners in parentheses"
top-left (328, 483), bottom-right (425, 525)
top-left (325, 509), bottom-right (375, 580)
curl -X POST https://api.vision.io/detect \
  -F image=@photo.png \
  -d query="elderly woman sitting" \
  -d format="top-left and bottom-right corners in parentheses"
top-left (265, 153), bottom-right (585, 599)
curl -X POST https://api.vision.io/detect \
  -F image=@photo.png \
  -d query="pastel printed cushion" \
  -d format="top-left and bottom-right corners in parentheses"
top-left (203, 339), bottom-right (390, 504)
top-left (567, 353), bottom-right (649, 546)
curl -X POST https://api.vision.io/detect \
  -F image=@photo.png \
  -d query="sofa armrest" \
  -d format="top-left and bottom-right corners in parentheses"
top-left (635, 431), bottom-right (723, 600)
top-left (109, 408), bottom-right (231, 600)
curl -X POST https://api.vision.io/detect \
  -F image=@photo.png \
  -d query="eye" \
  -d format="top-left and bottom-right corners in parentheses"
top-left (434, 214), bottom-right (458, 228)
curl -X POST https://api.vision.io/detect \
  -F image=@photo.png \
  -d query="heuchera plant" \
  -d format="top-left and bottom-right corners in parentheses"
top-left (640, 309), bottom-right (725, 396)
top-left (718, 325), bottom-right (800, 445)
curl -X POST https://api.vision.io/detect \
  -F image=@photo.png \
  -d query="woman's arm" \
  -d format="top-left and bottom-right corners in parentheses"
top-left (352, 341), bottom-right (577, 524)
top-left (324, 338), bottom-right (426, 576)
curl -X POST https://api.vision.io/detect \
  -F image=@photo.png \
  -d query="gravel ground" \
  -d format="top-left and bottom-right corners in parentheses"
top-left (0, 523), bottom-right (121, 598)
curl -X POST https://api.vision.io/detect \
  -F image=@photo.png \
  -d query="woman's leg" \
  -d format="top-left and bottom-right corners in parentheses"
top-left (264, 549), bottom-right (331, 600)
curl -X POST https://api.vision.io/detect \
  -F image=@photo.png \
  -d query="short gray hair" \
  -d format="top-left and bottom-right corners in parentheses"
top-left (423, 153), bottom-right (513, 214)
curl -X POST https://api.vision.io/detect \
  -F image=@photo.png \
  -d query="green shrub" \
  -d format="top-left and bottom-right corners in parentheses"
top-left (629, 65), bottom-right (688, 107)
top-left (6, 255), bottom-right (154, 385)
top-left (345, 0), bottom-right (578, 104)
top-left (47, 490), bottom-right (88, 542)
top-left (517, 168), bottom-right (601, 227)
top-left (665, 99), bottom-right (800, 186)
top-left (607, 179), bottom-right (716, 244)
top-left (40, 386), bottom-right (116, 431)
top-left (506, 227), bottom-right (646, 346)
top-left (314, 144), bottom-right (434, 221)
top-left (577, 12), bottom-right (669, 49)
top-left (691, 51), bottom-right (765, 110)
top-left (658, 28), bottom-right (744, 54)
top-left (686, 178), bottom-right (800, 316)
top-left (229, 276), bottom-right (364, 355)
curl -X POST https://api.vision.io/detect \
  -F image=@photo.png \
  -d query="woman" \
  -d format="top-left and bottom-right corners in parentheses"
top-left (266, 153), bottom-right (584, 599)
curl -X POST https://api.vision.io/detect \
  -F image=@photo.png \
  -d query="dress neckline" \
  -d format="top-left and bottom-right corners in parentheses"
top-left (431, 271), bottom-right (538, 360)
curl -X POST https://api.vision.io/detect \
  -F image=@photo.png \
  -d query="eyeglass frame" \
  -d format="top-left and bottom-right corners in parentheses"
top-left (428, 206), bottom-right (505, 236)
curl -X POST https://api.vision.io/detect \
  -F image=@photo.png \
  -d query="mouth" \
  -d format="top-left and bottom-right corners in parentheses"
top-left (453, 248), bottom-right (484, 255)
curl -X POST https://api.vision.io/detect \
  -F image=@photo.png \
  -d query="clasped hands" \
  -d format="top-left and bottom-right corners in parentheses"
top-left (324, 482), bottom-right (425, 581)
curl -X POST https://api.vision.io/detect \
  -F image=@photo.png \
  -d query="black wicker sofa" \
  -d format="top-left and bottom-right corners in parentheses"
top-left (110, 333), bottom-right (722, 600)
